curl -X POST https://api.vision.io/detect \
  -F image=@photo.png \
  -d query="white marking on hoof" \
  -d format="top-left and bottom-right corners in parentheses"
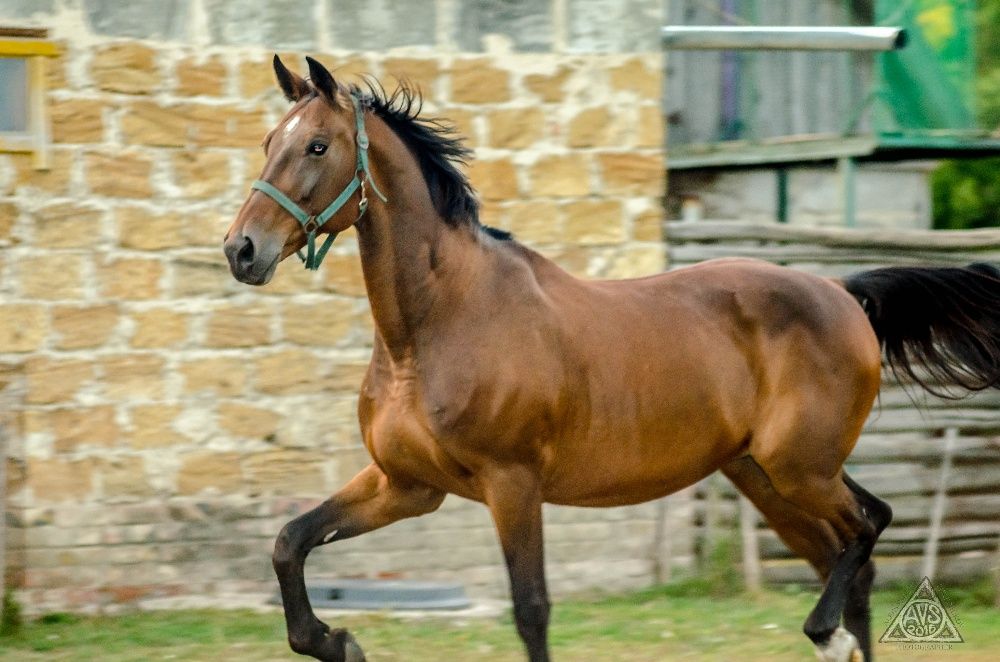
top-left (814, 627), bottom-right (863, 662)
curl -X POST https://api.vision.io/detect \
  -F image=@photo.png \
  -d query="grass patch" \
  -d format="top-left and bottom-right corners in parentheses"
top-left (0, 581), bottom-right (996, 661)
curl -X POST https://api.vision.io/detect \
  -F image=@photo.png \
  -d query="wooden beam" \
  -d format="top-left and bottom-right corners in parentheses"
top-left (662, 26), bottom-right (906, 52)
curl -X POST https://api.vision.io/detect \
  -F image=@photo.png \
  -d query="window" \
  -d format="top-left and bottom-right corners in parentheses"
top-left (0, 28), bottom-right (58, 169)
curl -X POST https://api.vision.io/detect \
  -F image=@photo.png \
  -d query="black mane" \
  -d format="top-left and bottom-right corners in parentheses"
top-left (352, 80), bottom-right (511, 241)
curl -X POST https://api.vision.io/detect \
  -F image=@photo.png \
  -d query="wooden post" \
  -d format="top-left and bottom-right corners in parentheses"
top-left (922, 427), bottom-right (958, 581)
top-left (702, 475), bottom-right (721, 564)
top-left (0, 404), bottom-right (7, 622)
top-left (651, 496), bottom-right (671, 584)
top-left (739, 494), bottom-right (762, 592)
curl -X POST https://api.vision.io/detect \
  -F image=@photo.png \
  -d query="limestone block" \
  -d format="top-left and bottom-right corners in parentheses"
top-left (52, 304), bottom-right (119, 350)
top-left (90, 43), bottom-right (162, 95)
top-left (436, 107), bottom-right (479, 147)
top-left (243, 450), bottom-right (326, 496)
top-left (176, 56), bottom-right (228, 97)
top-left (328, 0), bottom-right (436, 51)
top-left (454, 0), bottom-right (552, 52)
top-left (282, 302), bottom-right (353, 347)
top-left (320, 253), bottom-right (367, 297)
top-left (568, 0), bottom-right (664, 53)
top-left (48, 406), bottom-right (119, 452)
top-left (176, 452), bottom-right (244, 495)
top-left (203, 1), bottom-right (317, 50)
top-left (130, 308), bottom-right (188, 348)
top-left (383, 57), bottom-right (441, 88)
top-left (467, 158), bottom-right (518, 201)
top-left (0, 304), bottom-right (47, 353)
top-left (122, 101), bottom-right (268, 148)
top-left (0, 202), bottom-right (15, 241)
top-left (567, 107), bottom-right (614, 148)
top-left (609, 57), bottom-right (661, 98)
top-left (179, 357), bottom-right (248, 397)
top-left (217, 402), bottom-right (279, 439)
top-left (523, 67), bottom-right (572, 103)
top-left (597, 152), bottom-right (663, 196)
top-left (487, 107), bottom-right (545, 149)
top-left (172, 150), bottom-right (231, 199)
top-left (99, 354), bottom-right (166, 399)
top-left (32, 202), bottom-right (105, 249)
top-left (100, 353), bottom-right (166, 400)
top-left (12, 150), bottom-right (74, 195)
top-left (24, 357), bottom-right (94, 405)
top-left (101, 457), bottom-right (154, 498)
top-left (86, 151), bottom-right (154, 198)
top-left (635, 105), bottom-right (664, 148)
top-left (528, 155), bottom-right (591, 197)
top-left (27, 457), bottom-right (94, 502)
top-left (171, 252), bottom-right (238, 298)
top-left (16, 254), bottom-right (87, 299)
top-left (50, 98), bottom-right (105, 143)
top-left (450, 60), bottom-right (511, 104)
top-left (127, 404), bottom-right (187, 449)
top-left (562, 199), bottom-right (626, 245)
top-left (46, 49), bottom-right (68, 90)
top-left (605, 245), bottom-right (666, 278)
top-left (205, 305), bottom-right (272, 348)
top-left (632, 207), bottom-right (664, 242)
top-left (85, 0), bottom-right (189, 40)
top-left (254, 258), bottom-right (318, 295)
top-left (506, 201), bottom-right (563, 244)
top-left (117, 207), bottom-right (188, 250)
top-left (326, 361), bottom-right (370, 393)
top-left (238, 59), bottom-right (277, 99)
top-left (255, 349), bottom-right (327, 395)
top-left (97, 257), bottom-right (164, 300)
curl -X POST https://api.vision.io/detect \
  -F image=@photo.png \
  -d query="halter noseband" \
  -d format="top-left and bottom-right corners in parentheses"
top-left (250, 93), bottom-right (387, 270)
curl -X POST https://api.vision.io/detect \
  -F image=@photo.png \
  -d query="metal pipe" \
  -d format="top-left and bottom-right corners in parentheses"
top-left (661, 26), bottom-right (906, 51)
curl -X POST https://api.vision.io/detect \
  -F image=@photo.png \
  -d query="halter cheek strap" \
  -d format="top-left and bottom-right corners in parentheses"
top-left (250, 93), bottom-right (387, 270)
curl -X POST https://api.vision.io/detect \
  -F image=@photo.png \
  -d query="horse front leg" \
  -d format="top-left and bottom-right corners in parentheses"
top-left (484, 466), bottom-right (551, 662)
top-left (272, 462), bottom-right (444, 662)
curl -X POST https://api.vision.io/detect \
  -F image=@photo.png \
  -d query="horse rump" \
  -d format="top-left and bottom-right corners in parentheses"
top-left (842, 262), bottom-right (1000, 395)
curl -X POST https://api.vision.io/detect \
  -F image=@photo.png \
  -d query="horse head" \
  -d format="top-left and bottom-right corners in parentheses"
top-left (224, 55), bottom-right (380, 284)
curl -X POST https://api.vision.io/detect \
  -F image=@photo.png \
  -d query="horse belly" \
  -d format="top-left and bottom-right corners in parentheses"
top-left (541, 338), bottom-right (755, 507)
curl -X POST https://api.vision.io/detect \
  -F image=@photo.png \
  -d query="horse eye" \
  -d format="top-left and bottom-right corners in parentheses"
top-left (308, 142), bottom-right (328, 156)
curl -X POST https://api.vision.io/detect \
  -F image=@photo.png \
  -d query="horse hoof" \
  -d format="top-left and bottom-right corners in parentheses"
top-left (814, 627), bottom-right (863, 662)
top-left (343, 631), bottom-right (366, 662)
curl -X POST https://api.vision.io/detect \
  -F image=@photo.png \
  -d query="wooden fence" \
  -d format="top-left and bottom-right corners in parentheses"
top-left (665, 221), bottom-right (1000, 586)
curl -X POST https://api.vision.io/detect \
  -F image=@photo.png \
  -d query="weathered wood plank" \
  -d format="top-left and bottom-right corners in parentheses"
top-left (664, 220), bottom-right (1000, 249)
top-left (669, 244), bottom-right (1000, 266)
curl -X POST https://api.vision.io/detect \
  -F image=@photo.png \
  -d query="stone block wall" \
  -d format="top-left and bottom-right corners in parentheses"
top-left (0, 1), bottom-right (682, 613)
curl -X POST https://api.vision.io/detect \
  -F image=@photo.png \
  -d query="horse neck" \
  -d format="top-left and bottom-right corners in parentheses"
top-left (354, 117), bottom-right (483, 362)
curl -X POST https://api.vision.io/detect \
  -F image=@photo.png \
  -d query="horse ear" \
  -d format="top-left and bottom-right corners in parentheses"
top-left (273, 54), bottom-right (310, 102)
top-left (306, 56), bottom-right (340, 103)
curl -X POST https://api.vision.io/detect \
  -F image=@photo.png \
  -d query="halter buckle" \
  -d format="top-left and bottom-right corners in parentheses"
top-left (303, 216), bottom-right (319, 234)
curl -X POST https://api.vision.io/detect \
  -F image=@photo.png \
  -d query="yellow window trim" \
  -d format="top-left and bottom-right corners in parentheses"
top-left (0, 36), bottom-right (58, 169)
top-left (0, 38), bottom-right (59, 57)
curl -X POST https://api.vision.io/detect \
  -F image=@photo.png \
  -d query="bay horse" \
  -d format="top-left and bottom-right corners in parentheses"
top-left (223, 56), bottom-right (1000, 662)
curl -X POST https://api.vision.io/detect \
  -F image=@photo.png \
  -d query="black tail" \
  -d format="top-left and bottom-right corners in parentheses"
top-left (844, 263), bottom-right (1000, 396)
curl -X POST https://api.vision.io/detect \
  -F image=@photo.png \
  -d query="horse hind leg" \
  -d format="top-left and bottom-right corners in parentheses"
top-left (722, 457), bottom-right (844, 652)
top-left (724, 455), bottom-right (891, 661)
top-left (766, 464), bottom-right (890, 661)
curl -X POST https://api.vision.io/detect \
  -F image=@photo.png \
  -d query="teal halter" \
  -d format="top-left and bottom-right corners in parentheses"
top-left (250, 93), bottom-right (387, 270)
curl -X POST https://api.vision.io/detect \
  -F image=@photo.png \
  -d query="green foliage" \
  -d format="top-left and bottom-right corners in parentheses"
top-left (932, 157), bottom-right (1000, 229)
top-left (931, 0), bottom-right (1000, 230)
top-left (0, 589), bottom-right (23, 637)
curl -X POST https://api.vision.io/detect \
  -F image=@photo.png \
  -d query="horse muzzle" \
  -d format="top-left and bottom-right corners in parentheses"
top-left (223, 229), bottom-right (281, 285)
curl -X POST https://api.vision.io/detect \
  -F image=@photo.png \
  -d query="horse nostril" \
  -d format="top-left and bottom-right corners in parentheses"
top-left (237, 236), bottom-right (256, 266)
